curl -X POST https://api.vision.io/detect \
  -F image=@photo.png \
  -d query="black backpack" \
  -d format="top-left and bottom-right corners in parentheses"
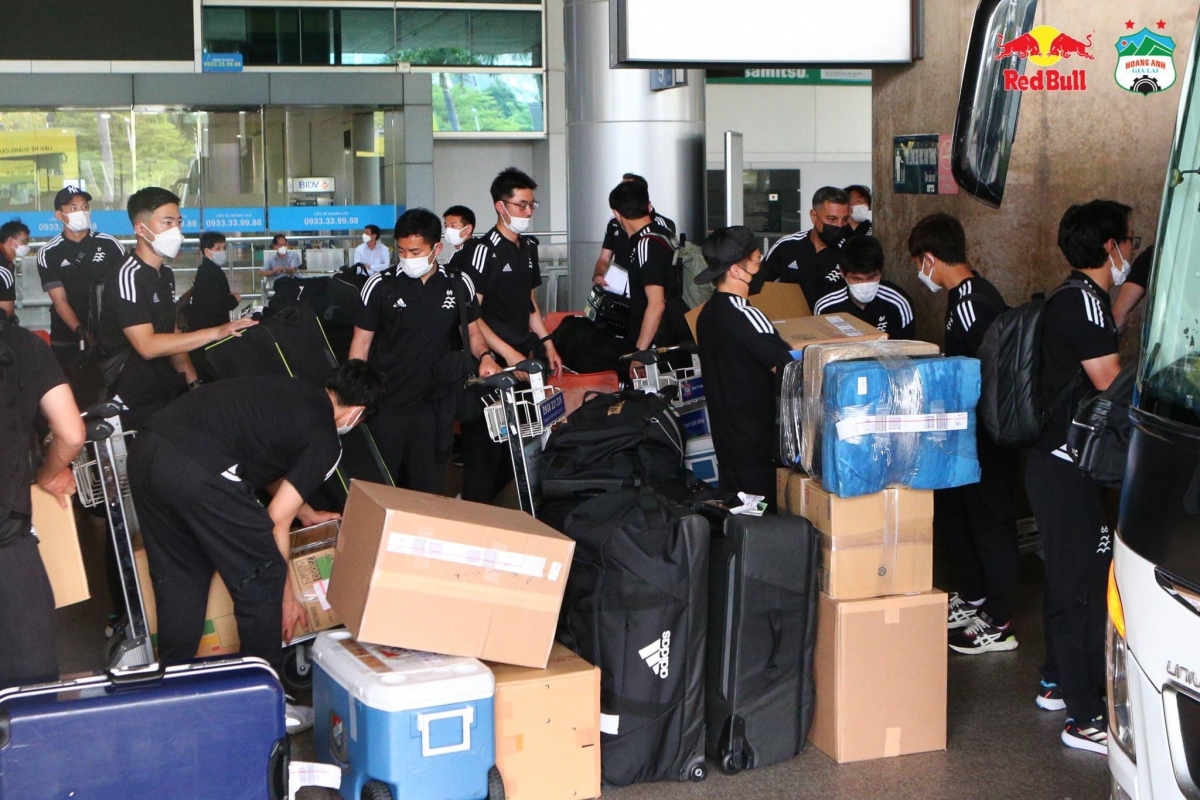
top-left (541, 390), bottom-right (684, 497)
top-left (1067, 360), bottom-right (1136, 487)
top-left (551, 315), bottom-right (625, 375)
top-left (978, 278), bottom-right (1092, 447)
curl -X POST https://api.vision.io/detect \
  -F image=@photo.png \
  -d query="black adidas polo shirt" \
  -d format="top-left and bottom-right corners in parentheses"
top-left (99, 253), bottom-right (182, 410)
top-left (757, 230), bottom-right (845, 309)
top-left (463, 227), bottom-right (541, 350)
top-left (37, 231), bottom-right (126, 344)
top-left (812, 280), bottom-right (916, 340)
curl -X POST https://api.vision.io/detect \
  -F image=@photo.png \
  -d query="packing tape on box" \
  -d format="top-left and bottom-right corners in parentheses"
top-left (884, 727), bottom-right (902, 757)
top-left (883, 488), bottom-right (900, 597)
top-left (498, 734), bottom-right (524, 756)
top-left (576, 727), bottom-right (598, 747)
top-left (387, 533), bottom-right (549, 578)
top-left (835, 412), bottom-right (968, 440)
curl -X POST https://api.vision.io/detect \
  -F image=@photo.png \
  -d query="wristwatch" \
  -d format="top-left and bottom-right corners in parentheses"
top-left (188, 379), bottom-right (204, 391)
top-left (478, 350), bottom-right (497, 362)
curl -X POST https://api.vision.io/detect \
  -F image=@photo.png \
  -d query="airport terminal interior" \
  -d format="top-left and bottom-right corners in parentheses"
top-left (3, 1), bottom-right (1199, 799)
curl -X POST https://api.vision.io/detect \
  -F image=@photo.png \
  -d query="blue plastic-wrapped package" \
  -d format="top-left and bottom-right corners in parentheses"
top-left (820, 356), bottom-right (982, 497)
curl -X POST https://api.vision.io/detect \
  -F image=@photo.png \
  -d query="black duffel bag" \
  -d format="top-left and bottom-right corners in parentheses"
top-left (541, 389), bottom-right (685, 499)
top-left (552, 315), bottom-right (627, 375)
top-left (1066, 360), bottom-right (1136, 488)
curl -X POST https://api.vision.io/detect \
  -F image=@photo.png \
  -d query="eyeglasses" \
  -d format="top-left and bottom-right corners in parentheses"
top-left (503, 200), bottom-right (540, 213)
top-left (1126, 236), bottom-right (1142, 250)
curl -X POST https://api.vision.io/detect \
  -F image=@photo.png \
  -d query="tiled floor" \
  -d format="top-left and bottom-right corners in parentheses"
top-left (56, 517), bottom-right (1110, 800)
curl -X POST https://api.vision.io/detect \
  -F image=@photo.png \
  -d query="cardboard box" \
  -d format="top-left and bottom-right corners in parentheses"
top-left (686, 282), bottom-right (815, 341)
top-left (136, 519), bottom-right (343, 657)
top-left (487, 644), bottom-right (601, 800)
top-left (31, 486), bottom-right (90, 608)
top-left (776, 469), bottom-right (933, 599)
top-left (327, 481), bottom-right (575, 668)
top-left (135, 545), bottom-right (240, 657)
top-left (810, 591), bottom-right (947, 763)
top-left (773, 313), bottom-right (886, 351)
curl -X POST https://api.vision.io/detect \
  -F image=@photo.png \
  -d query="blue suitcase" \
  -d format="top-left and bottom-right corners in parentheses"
top-left (0, 658), bottom-right (288, 799)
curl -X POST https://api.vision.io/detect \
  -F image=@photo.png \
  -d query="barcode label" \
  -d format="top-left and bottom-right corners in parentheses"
top-left (825, 315), bottom-right (864, 337)
top-left (836, 412), bottom-right (969, 440)
top-left (387, 533), bottom-right (547, 578)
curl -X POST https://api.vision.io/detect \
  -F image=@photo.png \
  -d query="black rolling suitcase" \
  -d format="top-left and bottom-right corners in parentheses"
top-left (557, 487), bottom-right (709, 786)
top-left (705, 512), bottom-right (820, 774)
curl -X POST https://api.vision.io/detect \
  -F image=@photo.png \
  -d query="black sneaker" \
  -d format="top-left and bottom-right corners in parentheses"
top-left (948, 613), bottom-right (1018, 654)
top-left (1036, 681), bottom-right (1067, 711)
top-left (947, 592), bottom-right (982, 630)
top-left (1062, 716), bottom-right (1108, 755)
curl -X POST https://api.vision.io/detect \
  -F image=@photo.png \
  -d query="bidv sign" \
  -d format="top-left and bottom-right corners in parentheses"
top-left (291, 177), bottom-right (336, 193)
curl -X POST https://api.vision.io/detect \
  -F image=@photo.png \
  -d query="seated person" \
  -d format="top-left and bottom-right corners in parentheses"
top-left (262, 234), bottom-right (302, 277)
top-left (813, 235), bottom-right (916, 340)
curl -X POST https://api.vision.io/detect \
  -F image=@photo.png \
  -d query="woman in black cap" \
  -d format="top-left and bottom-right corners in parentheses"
top-left (694, 226), bottom-right (793, 511)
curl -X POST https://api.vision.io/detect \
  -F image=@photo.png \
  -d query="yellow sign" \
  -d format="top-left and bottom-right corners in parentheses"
top-left (0, 129), bottom-right (79, 188)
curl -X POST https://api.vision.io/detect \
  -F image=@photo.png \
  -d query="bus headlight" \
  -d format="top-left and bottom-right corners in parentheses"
top-left (1107, 564), bottom-right (1136, 763)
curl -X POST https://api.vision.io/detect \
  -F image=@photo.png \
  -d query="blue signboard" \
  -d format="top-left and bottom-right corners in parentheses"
top-left (202, 207), bottom-right (267, 233)
top-left (21, 209), bottom-right (200, 238)
top-left (202, 53), bottom-right (244, 73)
top-left (268, 205), bottom-right (399, 231)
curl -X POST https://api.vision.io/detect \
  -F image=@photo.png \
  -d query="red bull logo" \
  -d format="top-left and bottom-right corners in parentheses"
top-left (997, 25), bottom-right (1092, 92)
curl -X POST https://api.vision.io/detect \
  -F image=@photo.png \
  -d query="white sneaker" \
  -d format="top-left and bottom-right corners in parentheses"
top-left (286, 702), bottom-right (314, 735)
top-left (947, 592), bottom-right (983, 630)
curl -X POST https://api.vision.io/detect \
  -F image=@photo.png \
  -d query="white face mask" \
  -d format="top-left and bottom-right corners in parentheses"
top-left (277, 246), bottom-right (288, 257)
top-left (851, 204), bottom-right (872, 223)
top-left (336, 408), bottom-right (363, 436)
top-left (399, 254), bottom-right (435, 279)
top-left (1110, 249), bottom-right (1131, 287)
top-left (65, 210), bottom-right (91, 233)
top-left (209, 249), bottom-right (228, 266)
top-left (917, 255), bottom-right (942, 293)
top-left (14, 244), bottom-right (30, 259)
top-left (144, 224), bottom-right (184, 259)
top-left (848, 280), bottom-right (881, 304)
top-left (362, 233), bottom-right (372, 244)
top-left (443, 227), bottom-right (467, 248)
top-left (502, 206), bottom-right (532, 234)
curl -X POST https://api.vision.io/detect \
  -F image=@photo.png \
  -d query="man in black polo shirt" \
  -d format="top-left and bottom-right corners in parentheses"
top-left (907, 213), bottom-right (1021, 657)
top-left (182, 231), bottom-right (242, 382)
top-left (845, 184), bottom-right (873, 238)
top-left (757, 186), bottom-right (850, 308)
top-left (37, 186), bottom-right (127, 402)
top-left (0, 309), bottom-right (85, 689)
top-left (350, 208), bottom-right (514, 493)
top-left (461, 167), bottom-right (561, 503)
top-left (812, 235), bottom-right (915, 340)
top-left (98, 187), bottom-right (255, 429)
top-left (128, 361), bottom-right (382, 727)
top-left (592, 173), bottom-right (676, 288)
top-left (0, 219), bottom-right (30, 318)
top-left (440, 205), bottom-right (476, 273)
top-left (609, 181), bottom-right (691, 353)
top-left (695, 226), bottom-right (793, 511)
top-left (1026, 200), bottom-right (1128, 755)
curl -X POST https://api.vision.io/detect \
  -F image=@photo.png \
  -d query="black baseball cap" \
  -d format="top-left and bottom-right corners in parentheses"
top-left (54, 185), bottom-right (92, 209)
top-left (695, 225), bottom-right (759, 284)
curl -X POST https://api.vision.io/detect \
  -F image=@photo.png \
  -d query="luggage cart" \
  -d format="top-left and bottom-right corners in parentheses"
top-left (627, 344), bottom-right (704, 409)
top-left (467, 359), bottom-right (565, 517)
top-left (73, 402), bottom-right (339, 680)
top-left (72, 401), bottom-right (156, 674)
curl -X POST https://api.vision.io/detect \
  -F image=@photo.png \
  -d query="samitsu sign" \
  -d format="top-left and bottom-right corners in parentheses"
top-left (1116, 29), bottom-right (1176, 94)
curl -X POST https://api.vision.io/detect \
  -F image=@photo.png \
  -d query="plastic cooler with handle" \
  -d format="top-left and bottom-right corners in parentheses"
top-left (312, 630), bottom-right (498, 800)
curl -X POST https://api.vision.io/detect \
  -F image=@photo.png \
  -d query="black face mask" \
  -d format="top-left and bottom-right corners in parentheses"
top-left (817, 223), bottom-right (844, 246)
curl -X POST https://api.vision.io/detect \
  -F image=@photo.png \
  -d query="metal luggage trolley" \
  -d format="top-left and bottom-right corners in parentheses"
top-left (627, 344), bottom-right (705, 409)
top-left (467, 358), bottom-right (565, 517)
top-left (73, 401), bottom-right (339, 681)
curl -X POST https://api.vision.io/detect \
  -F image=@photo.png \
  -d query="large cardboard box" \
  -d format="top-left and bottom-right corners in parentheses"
top-left (136, 519), bottom-right (343, 657)
top-left (487, 644), bottom-right (601, 800)
top-left (776, 469), bottom-right (933, 599)
top-left (327, 481), bottom-right (575, 668)
top-left (810, 591), bottom-right (947, 763)
top-left (686, 281), bottom-right (813, 341)
top-left (31, 486), bottom-right (90, 608)
top-left (773, 313), bottom-right (886, 351)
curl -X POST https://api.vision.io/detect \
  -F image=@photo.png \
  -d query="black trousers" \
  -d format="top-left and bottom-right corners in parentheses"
top-left (0, 533), bottom-right (58, 690)
top-left (128, 431), bottom-right (287, 672)
top-left (713, 428), bottom-right (777, 513)
top-left (934, 437), bottom-right (1021, 625)
top-left (1025, 448), bottom-right (1111, 722)
top-left (370, 408), bottom-right (443, 495)
top-left (461, 417), bottom-right (513, 504)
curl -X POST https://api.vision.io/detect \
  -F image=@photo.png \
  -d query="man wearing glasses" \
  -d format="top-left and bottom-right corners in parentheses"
top-left (460, 167), bottom-right (561, 504)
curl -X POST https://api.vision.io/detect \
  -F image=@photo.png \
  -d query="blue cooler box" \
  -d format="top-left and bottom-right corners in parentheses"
top-left (313, 630), bottom-right (496, 800)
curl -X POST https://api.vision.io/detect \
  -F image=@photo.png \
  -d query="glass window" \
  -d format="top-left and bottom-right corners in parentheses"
top-left (396, 10), bottom-right (542, 67)
top-left (432, 72), bottom-right (544, 134)
top-left (199, 110), bottom-right (266, 209)
top-left (133, 110), bottom-right (203, 205)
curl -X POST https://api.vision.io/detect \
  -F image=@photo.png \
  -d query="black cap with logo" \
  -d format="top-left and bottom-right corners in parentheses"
top-left (695, 225), bottom-right (759, 284)
top-left (54, 185), bottom-right (92, 210)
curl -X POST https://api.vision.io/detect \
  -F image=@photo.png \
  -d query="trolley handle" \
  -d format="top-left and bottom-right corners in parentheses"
top-left (82, 400), bottom-right (124, 420)
top-left (619, 344), bottom-right (697, 365)
top-left (464, 358), bottom-right (547, 390)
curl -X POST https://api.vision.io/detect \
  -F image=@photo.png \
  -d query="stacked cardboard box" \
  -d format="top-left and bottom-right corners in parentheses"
top-left (327, 482), bottom-right (601, 798)
top-left (778, 465), bottom-right (947, 763)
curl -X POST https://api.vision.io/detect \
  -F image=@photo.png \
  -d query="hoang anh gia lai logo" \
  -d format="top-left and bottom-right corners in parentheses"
top-left (1116, 23), bottom-right (1176, 94)
top-left (996, 25), bottom-right (1093, 91)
